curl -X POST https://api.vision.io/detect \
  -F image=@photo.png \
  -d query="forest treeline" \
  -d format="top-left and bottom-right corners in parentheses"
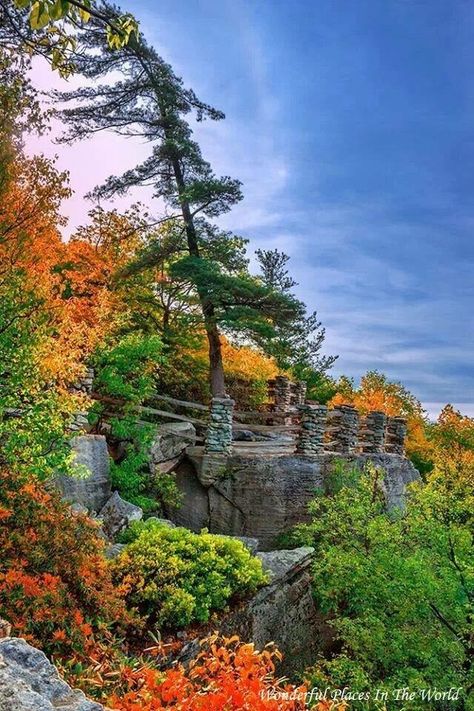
top-left (0, 2), bottom-right (473, 709)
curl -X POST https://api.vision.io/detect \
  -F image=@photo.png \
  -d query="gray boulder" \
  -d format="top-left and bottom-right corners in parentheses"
top-left (222, 535), bottom-right (259, 555)
top-left (152, 456), bottom-right (182, 476)
top-left (98, 491), bottom-right (143, 540)
top-left (0, 638), bottom-right (104, 710)
top-left (232, 429), bottom-right (257, 442)
top-left (257, 547), bottom-right (314, 581)
top-left (178, 546), bottom-right (319, 676)
top-left (55, 435), bottom-right (111, 513)
top-left (149, 422), bottom-right (196, 467)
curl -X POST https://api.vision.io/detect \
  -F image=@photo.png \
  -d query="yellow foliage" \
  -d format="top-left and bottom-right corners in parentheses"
top-left (221, 338), bottom-right (278, 383)
top-left (329, 371), bottom-right (430, 462)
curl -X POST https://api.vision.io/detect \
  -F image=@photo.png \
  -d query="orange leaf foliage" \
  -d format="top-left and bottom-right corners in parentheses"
top-left (0, 470), bottom-right (133, 657)
top-left (107, 635), bottom-right (308, 711)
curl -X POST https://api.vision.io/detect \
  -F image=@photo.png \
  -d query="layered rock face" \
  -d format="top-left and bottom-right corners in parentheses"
top-left (149, 422), bottom-right (196, 468)
top-left (167, 451), bottom-right (420, 549)
top-left (221, 547), bottom-right (321, 673)
top-left (0, 638), bottom-right (104, 711)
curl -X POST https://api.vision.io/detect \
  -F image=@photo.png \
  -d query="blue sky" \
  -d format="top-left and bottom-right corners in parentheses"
top-left (29, 0), bottom-right (474, 417)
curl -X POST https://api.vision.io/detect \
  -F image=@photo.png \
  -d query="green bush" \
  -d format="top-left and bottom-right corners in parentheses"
top-left (113, 527), bottom-right (268, 629)
top-left (117, 517), bottom-right (173, 544)
top-left (90, 333), bottom-right (181, 513)
top-left (292, 462), bottom-right (473, 710)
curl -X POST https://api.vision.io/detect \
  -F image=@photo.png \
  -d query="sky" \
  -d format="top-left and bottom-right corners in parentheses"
top-left (27, 0), bottom-right (474, 419)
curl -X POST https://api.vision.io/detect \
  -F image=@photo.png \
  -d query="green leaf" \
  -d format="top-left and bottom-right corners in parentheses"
top-left (78, 1), bottom-right (91, 22)
top-left (49, 0), bottom-right (65, 21)
top-left (30, 1), bottom-right (51, 29)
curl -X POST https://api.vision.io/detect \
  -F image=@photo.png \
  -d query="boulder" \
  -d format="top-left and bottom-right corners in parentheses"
top-left (98, 491), bottom-right (143, 540)
top-left (178, 547), bottom-right (319, 675)
top-left (222, 535), bottom-right (259, 555)
top-left (152, 456), bottom-right (182, 476)
top-left (257, 547), bottom-right (313, 581)
top-left (221, 547), bottom-right (319, 674)
top-left (232, 429), bottom-right (257, 442)
top-left (145, 517), bottom-right (176, 528)
top-left (149, 422), bottom-right (196, 467)
top-left (0, 638), bottom-right (104, 710)
top-left (55, 435), bottom-right (111, 513)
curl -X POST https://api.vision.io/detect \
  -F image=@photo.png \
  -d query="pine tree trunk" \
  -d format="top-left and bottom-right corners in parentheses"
top-left (136, 55), bottom-right (227, 397)
top-left (207, 320), bottom-right (226, 397)
top-left (172, 159), bottom-right (226, 397)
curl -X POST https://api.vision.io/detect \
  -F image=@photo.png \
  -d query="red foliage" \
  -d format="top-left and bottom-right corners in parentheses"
top-left (107, 635), bottom-right (308, 711)
top-left (0, 470), bottom-right (132, 657)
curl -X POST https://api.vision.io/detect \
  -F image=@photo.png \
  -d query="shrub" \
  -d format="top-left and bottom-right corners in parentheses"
top-left (117, 517), bottom-right (173, 544)
top-left (0, 470), bottom-right (133, 658)
top-left (107, 634), bottom-right (310, 711)
top-left (292, 462), bottom-right (473, 710)
top-left (113, 527), bottom-right (268, 628)
top-left (91, 333), bottom-right (181, 513)
top-left (108, 415), bottom-right (181, 513)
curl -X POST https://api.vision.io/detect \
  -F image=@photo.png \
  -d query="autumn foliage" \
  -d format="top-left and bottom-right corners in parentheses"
top-left (0, 470), bottom-right (131, 657)
top-left (107, 635), bottom-right (308, 711)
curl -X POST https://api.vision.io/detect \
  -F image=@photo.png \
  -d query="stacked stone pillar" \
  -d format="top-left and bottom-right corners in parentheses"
top-left (268, 375), bottom-right (293, 425)
top-left (295, 404), bottom-right (327, 456)
top-left (325, 404), bottom-right (359, 454)
top-left (204, 397), bottom-right (235, 454)
top-left (274, 375), bottom-right (292, 411)
top-left (385, 416), bottom-right (407, 455)
top-left (293, 381), bottom-right (308, 406)
top-left (71, 367), bottom-right (95, 395)
top-left (359, 410), bottom-right (387, 453)
top-left (68, 367), bottom-right (95, 433)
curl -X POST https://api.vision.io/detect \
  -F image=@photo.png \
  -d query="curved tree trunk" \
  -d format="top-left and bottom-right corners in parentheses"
top-left (172, 158), bottom-right (226, 397)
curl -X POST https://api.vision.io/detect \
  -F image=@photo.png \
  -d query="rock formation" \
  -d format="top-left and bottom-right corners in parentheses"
top-left (54, 435), bottom-right (111, 513)
top-left (0, 638), bottom-right (104, 711)
top-left (149, 422), bottom-right (196, 469)
top-left (168, 450), bottom-right (421, 549)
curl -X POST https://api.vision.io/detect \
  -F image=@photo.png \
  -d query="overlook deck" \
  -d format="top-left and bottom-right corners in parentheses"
top-left (83, 374), bottom-right (407, 460)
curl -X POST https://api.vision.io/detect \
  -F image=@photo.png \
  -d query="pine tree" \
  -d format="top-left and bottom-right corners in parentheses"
top-left (256, 248), bottom-right (337, 374)
top-left (56, 4), bottom-right (298, 395)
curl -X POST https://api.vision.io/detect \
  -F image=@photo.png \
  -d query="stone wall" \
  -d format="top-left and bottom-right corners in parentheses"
top-left (204, 397), bottom-right (234, 454)
top-left (167, 450), bottom-right (421, 550)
